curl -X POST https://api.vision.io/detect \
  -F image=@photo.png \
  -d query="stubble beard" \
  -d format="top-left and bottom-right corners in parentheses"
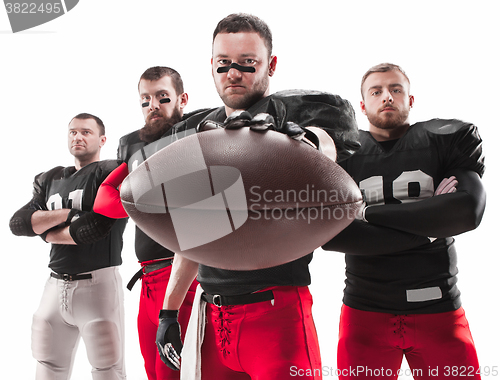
top-left (367, 106), bottom-right (411, 131)
top-left (219, 75), bottom-right (269, 113)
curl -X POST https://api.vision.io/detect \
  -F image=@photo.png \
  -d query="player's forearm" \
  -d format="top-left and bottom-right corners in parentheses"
top-left (366, 191), bottom-right (485, 238)
top-left (322, 220), bottom-right (430, 255)
top-left (365, 169), bottom-right (486, 238)
top-left (45, 226), bottom-right (77, 245)
top-left (31, 209), bottom-right (71, 235)
top-left (162, 254), bottom-right (199, 310)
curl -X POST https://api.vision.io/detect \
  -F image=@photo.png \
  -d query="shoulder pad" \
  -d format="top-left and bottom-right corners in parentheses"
top-left (182, 108), bottom-right (216, 121)
top-left (419, 118), bottom-right (474, 135)
top-left (264, 90), bottom-right (360, 162)
top-left (177, 107), bottom-right (221, 132)
top-left (35, 166), bottom-right (65, 183)
top-left (119, 130), bottom-right (142, 145)
top-left (96, 159), bottom-right (121, 173)
top-left (270, 89), bottom-right (349, 108)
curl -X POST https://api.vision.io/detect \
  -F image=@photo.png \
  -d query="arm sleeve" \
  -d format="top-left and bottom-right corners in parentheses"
top-left (9, 171), bottom-right (49, 237)
top-left (69, 211), bottom-right (116, 245)
top-left (322, 219), bottom-right (430, 255)
top-left (9, 202), bottom-right (38, 236)
top-left (93, 162), bottom-right (129, 219)
top-left (365, 168), bottom-right (486, 238)
top-left (259, 91), bottom-right (361, 162)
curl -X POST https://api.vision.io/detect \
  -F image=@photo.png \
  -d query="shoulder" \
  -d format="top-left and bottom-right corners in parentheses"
top-left (177, 107), bottom-right (224, 129)
top-left (409, 118), bottom-right (483, 152)
top-left (264, 90), bottom-right (359, 162)
top-left (35, 166), bottom-right (66, 184)
top-left (95, 159), bottom-right (121, 173)
top-left (270, 89), bottom-right (352, 108)
top-left (91, 160), bottom-right (121, 180)
top-left (411, 118), bottom-right (485, 176)
top-left (119, 130), bottom-right (142, 146)
top-left (414, 118), bottom-right (478, 136)
top-left (182, 108), bottom-right (217, 121)
top-left (267, 89), bottom-right (356, 130)
top-left (78, 160), bottom-right (120, 181)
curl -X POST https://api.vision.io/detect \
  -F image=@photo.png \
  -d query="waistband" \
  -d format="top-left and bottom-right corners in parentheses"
top-left (202, 290), bottom-right (274, 307)
top-left (49, 266), bottom-right (119, 282)
top-left (50, 272), bottom-right (92, 281)
top-left (127, 258), bottom-right (173, 291)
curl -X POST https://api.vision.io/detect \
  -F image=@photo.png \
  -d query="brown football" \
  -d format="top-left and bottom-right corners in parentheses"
top-left (120, 127), bottom-right (362, 270)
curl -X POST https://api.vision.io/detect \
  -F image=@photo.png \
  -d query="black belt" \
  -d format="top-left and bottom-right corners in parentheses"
top-left (126, 258), bottom-right (173, 291)
top-left (51, 272), bottom-right (92, 281)
top-left (202, 290), bottom-right (274, 307)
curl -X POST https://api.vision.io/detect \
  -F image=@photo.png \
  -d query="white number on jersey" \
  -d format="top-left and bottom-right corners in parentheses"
top-left (360, 170), bottom-right (434, 206)
top-left (46, 189), bottom-right (84, 210)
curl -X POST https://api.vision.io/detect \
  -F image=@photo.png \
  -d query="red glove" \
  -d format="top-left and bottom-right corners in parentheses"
top-left (93, 162), bottom-right (129, 219)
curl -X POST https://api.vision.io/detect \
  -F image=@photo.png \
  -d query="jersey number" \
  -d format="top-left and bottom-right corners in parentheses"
top-left (46, 189), bottom-right (84, 210)
top-left (360, 170), bottom-right (434, 205)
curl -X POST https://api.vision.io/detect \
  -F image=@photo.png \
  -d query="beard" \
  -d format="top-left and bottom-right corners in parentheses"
top-left (139, 107), bottom-right (183, 143)
top-left (365, 106), bottom-right (411, 131)
top-left (218, 75), bottom-right (270, 112)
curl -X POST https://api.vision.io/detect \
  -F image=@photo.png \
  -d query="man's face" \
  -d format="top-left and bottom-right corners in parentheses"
top-left (138, 76), bottom-right (187, 142)
top-left (68, 118), bottom-right (105, 161)
top-left (212, 32), bottom-right (276, 115)
top-left (361, 70), bottom-right (414, 132)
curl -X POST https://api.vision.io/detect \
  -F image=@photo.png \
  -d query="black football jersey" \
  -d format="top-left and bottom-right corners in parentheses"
top-left (33, 160), bottom-right (127, 274)
top-left (340, 119), bottom-right (485, 314)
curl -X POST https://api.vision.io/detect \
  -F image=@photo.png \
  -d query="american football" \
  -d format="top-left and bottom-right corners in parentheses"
top-left (120, 127), bottom-right (363, 270)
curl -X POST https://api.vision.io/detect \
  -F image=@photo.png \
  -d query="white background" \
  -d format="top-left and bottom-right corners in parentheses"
top-left (1, 1), bottom-right (498, 379)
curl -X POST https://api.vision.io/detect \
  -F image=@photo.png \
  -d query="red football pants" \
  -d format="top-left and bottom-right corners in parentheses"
top-left (200, 286), bottom-right (322, 380)
top-left (337, 304), bottom-right (481, 379)
top-left (138, 262), bottom-right (198, 380)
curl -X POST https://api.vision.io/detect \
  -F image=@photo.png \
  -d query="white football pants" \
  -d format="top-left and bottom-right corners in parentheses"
top-left (31, 266), bottom-right (126, 380)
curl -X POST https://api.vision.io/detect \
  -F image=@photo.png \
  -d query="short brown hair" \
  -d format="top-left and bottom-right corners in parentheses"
top-left (138, 66), bottom-right (184, 96)
top-left (361, 63), bottom-right (410, 98)
top-left (70, 113), bottom-right (105, 136)
top-left (213, 13), bottom-right (273, 57)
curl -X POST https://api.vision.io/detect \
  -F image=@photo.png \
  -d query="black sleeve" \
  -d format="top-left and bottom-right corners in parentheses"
top-left (365, 168), bottom-right (486, 238)
top-left (9, 202), bottom-right (38, 236)
top-left (249, 91), bottom-right (361, 162)
top-left (322, 220), bottom-right (430, 255)
top-left (9, 170), bottom-right (51, 237)
top-left (69, 211), bottom-right (116, 245)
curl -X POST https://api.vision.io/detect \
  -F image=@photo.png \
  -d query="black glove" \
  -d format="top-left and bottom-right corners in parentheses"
top-left (281, 121), bottom-right (306, 140)
top-left (224, 111), bottom-right (275, 131)
top-left (197, 111), bottom-right (276, 132)
top-left (280, 121), bottom-right (320, 149)
top-left (156, 310), bottom-right (183, 371)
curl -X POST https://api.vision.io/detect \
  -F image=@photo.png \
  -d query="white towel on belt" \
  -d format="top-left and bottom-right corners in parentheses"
top-left (180, 284), bottom-right (206, 380)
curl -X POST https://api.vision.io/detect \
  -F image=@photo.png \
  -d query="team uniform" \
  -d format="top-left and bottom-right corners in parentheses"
top-left (173, 90), bottom-right (360, 380)
top-left (10, 160), bottom-right (127, 380)
top-left (325, 119), bottom-right (485, 379)
top-left (116, 109), bottom-right (210, 380)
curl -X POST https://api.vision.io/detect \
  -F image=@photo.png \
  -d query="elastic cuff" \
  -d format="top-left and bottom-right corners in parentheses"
top-left (159, 309), bottom-right (179, 319)
top-left (362, 205), bottom-right (370, 223)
